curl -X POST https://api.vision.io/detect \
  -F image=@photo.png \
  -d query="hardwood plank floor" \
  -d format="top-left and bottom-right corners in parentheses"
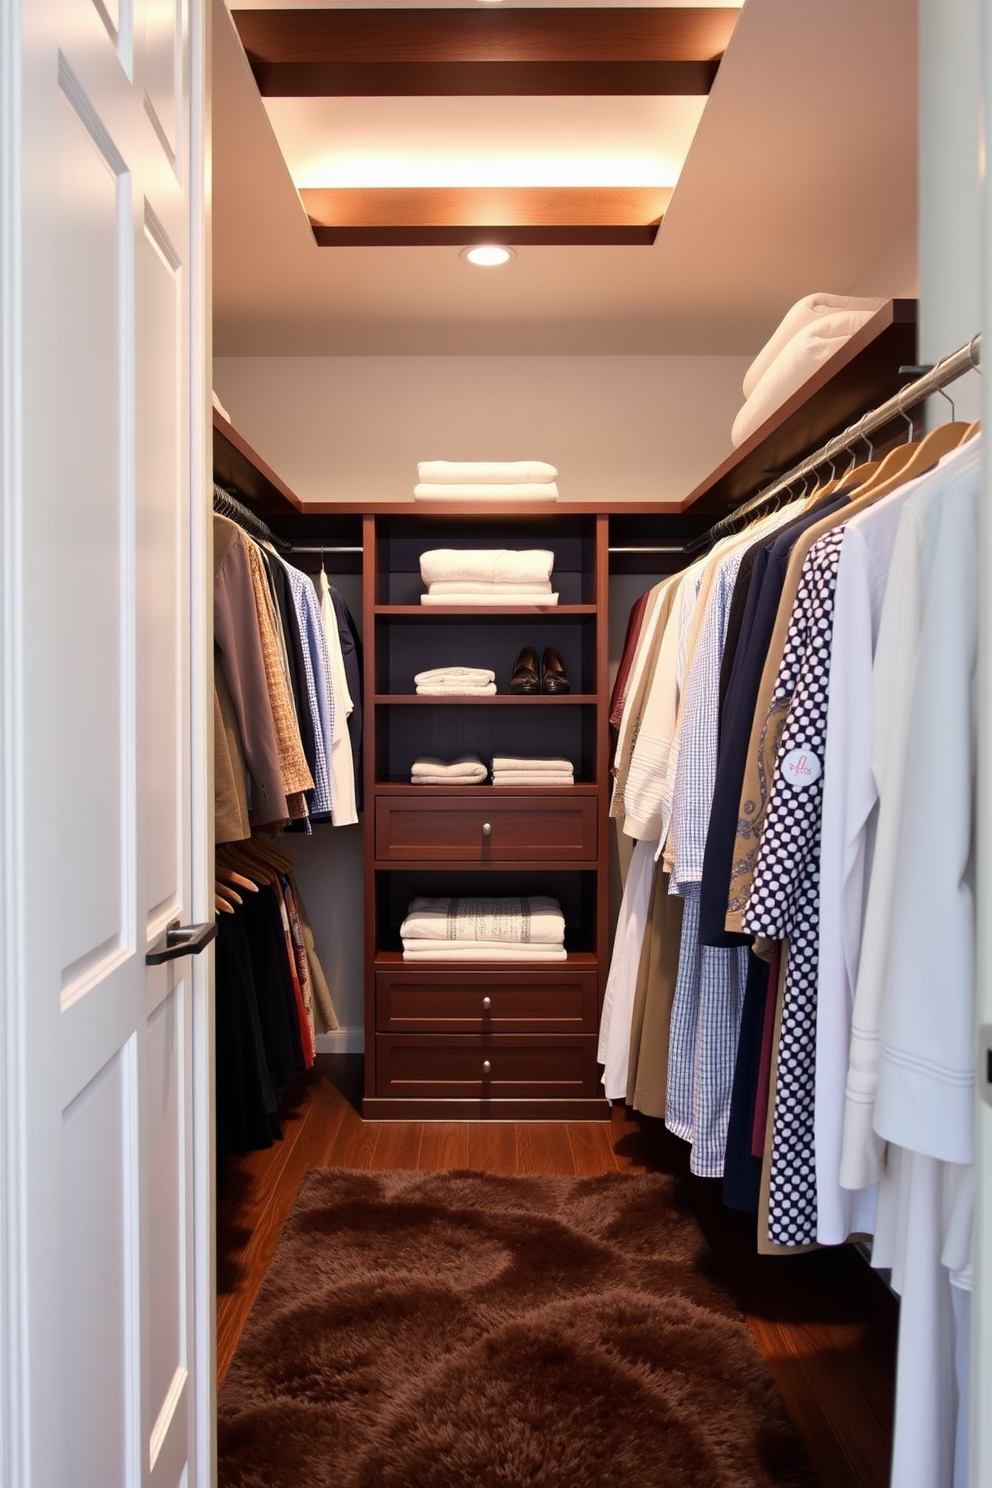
top-left (217, 1056), bottom-right (897, 1488)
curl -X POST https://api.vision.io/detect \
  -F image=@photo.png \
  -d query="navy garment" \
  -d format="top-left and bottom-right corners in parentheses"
top-left (717, 537), bottom-right (765, 737)
top-left (698, 493), bottom-right (851, 947)
top-left (329, 586), bottom-right (364, 803)
top-left (239, 885), bottom-right (303, 1087)
top-left (722, 949), bottom-right (771, 1214)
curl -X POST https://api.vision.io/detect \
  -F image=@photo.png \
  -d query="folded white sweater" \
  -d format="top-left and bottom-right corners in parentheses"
top-left (418, 460), bottom-right (558, 484)
top-left (420, 549), bottom-right (555, 587)
top-left (401, 894), bottom-right (564, 944)
top-left (414, 666), bottom-right (495, 687)
top-left (415, 482), bottom-right (559, 501)
top-left (411, 755), bottom-right (488, 782)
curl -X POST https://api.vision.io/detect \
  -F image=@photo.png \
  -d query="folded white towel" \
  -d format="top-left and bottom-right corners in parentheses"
top-left (732, 308), bottom-right (884, 448)
top-left (411, 774), bottom-right (488, 785)
top-left (420, 549), bottom-right (555, 587)
top-left (414, 482), bottom-right (559, 501)
top-left (418, 460), bottom-right (558, 484)
top-left (411, 755), bottom-right (488, 781)
top-left (402, 945), bottom-right (568, 962)
top-left (492, 775), bottom-right (574, 786)
top-left (492, 756), bottom-right (574, 773)
top-left (401, 894), bottom-right (564, 944)
top-left (743, 293), bottom-right (886, 398)
top-left (420, 592), bottom-right (559, 607)
top-left (416, 682), bottom-right (497, 695)
top-left (414, 666), bottom-right (495, 686)
top-left (427, 580), bottom-right (553, 596)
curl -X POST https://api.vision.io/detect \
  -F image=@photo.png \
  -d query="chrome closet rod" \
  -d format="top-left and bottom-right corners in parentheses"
top-left (608, 544), bottom-right (686, 554)
top-left (289, 545), bottom-right (364, 554)
top-left (686, 333), bottom-right (982, 555)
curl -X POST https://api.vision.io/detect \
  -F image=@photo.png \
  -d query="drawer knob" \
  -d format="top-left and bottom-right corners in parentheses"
top-left (481, 822), bottom-right (492, 837)
top-left (482, 1059), bottom-right (492, 1074)
top-left (482, 996), bottom-right (492, 1010)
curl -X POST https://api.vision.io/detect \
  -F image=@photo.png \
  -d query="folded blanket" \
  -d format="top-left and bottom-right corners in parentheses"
top-left (427, 580), bottom-right (553, 596)
top-left (492, 756), bottom-right (574, 773)
top-left (421, 592), bottom-right (559, 607)
top-left (743, 293), bottom-right (886, 398)
top-left (414, 482), bottom-right (559, 501)
top-left (418, 460), bottom-right (558, 484)
top-left (414, 666), bottom-right (495, 686)
top-left (416, 682), bottom-right (497, 694)
top-left (411, 774), bottom-right (488, 785)
top-left (420, 549), bottom-right (555, 587)
top-left (401, 894), bottom-right (564, 944)
top-left (411, 755), bottom-right (488, 782)
top-left (402, 945), bottom-right (568, 962)
top-left (731, 308), bottom-right (884, 448)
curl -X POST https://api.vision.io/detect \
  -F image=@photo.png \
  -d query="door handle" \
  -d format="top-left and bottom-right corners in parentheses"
top-left (146, 919), bottom-right (218, 966)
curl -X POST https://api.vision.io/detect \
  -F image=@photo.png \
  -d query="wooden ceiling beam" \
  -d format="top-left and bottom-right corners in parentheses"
top-left (233, 8), bottom-right (735, 95)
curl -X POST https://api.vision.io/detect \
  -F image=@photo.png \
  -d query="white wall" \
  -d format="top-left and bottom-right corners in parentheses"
top-left (847, 220), bottom-right (919, 300)
top-left (213, 354), bottom-right (752, 507)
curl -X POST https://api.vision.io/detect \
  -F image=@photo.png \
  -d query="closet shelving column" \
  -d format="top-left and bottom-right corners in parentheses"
top-left (361, 507), bottom-right (611, 1120)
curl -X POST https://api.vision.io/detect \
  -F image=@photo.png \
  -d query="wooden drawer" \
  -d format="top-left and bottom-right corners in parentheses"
top-left (375, 1034), bottom-right (601, 1098)
top-left (375, 968), bottom-right (599, 1033)
top-left (374, 793), bottom-right (598, 863)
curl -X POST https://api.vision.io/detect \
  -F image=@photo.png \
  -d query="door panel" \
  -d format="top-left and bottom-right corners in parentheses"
top-left (62, 1043), bottom-right (139, 1488)
top-left (2, 0), bottom-right (207, 1484)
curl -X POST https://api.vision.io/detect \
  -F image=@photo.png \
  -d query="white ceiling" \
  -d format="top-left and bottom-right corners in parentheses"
top-left (212, 0), bottom-right (918, 356)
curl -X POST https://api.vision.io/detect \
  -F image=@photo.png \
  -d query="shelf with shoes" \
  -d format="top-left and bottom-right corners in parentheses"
top-left (363, 508), bottom-right (610, 1120)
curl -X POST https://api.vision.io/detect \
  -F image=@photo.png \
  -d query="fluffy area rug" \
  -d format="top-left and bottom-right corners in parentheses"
top-left (218, 1168), bottom-right (818, 1488)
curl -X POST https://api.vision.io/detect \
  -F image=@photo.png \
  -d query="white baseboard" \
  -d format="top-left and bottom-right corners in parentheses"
top-left (315, 1028), bottom-right (365, 1054)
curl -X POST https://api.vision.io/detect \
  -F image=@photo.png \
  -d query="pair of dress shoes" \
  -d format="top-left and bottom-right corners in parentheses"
top-left (509, 646), bottom-right (570, 694)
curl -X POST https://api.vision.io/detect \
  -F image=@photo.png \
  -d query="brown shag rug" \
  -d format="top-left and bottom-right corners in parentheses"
top-left (218, 1168), bottom-right (817, 1488)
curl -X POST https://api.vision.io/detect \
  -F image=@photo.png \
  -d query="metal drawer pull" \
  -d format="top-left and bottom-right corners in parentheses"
top-left (481, 822), bottom-right (492, 836)
top-left (482, 996), bottom-right (492, 1010)
top-left (482, 1060), bottom-right (492, 1074)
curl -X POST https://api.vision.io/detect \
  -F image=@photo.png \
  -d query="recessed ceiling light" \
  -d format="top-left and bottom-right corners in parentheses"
top-left (461, 244), bottom-right (517, 267)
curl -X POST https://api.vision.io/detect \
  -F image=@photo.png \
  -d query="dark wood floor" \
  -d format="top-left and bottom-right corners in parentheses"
top-left (217, 1055), bottom-right (898, 1488)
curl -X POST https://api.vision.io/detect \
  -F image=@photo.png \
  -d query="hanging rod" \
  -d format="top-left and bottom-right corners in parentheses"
top-left (685, 333), bottom-right (981, 556)
top-left (289, 545), bottom-right (364, 554)
top-left (608, 544), bottom-right (686, 554)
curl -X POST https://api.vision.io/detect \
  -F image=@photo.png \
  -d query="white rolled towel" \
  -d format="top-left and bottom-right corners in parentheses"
top-left (414, 666), bottom-right (495, 687)
top-left (401, 894), bottom-right (564, 944)
top-left (418, 460), bottom-right (558, 484)
top-left (428, 580), bottom-right (552, 596)
top-left (420, 549), bottom-right (555, 587)
top-left (421, 592), bottom-right (559, 607)
top-left (414, 482), bottom-right (559, 501)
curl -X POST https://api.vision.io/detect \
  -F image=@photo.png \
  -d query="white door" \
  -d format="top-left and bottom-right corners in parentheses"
top-left (0, 0), bottom-right (211, 1484)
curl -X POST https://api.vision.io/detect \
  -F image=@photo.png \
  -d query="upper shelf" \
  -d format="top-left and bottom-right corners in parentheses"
top-left (681, 298), bottom-right (918, 516)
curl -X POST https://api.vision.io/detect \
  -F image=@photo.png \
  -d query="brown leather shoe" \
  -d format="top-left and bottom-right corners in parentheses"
top-left (509, 645), bottom-right (541, 693)
top-left (541, 647), bottom-right (570, 694)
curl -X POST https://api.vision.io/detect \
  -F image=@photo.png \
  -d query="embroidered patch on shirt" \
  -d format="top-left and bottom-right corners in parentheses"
top-left (780, 748), bottom-right (822, 787)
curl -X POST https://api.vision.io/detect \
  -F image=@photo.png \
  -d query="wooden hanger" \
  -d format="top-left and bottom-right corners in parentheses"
top-left (847, 421), bottom-right (970, 505)
top-left (837, 438), bottom-right (919, 503)
top-left (962, 418), bottom-right (982, 442)
top-left (214, 881), bottom-right (243, 907)
top-left (215, 894), bottom-right (235, 915)
top-left (216, 863), bottom-right (259, 892)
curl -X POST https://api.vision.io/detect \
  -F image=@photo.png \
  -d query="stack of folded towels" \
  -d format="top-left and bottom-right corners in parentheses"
top-left (491, 756), bottom-right (574, 786)
top-left (414, 666), bottom-right (496, 695)
top-left (419, 548), bottom-right (558, 606)
top-left (400, 895), bottom-right (567, 961)
top-left (414, 460), bottom-right (559, 502)
top-left (410, 754), bottom-right (488, 784)
top-left (731, 292), bottom-right (887, 448)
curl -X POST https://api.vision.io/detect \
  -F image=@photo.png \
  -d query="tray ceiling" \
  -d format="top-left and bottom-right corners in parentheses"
top-left (213, 0), bottom-right (918, 355)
